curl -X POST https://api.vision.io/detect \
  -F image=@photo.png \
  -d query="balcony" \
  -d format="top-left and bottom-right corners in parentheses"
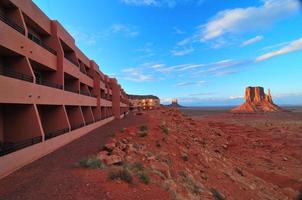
top-left (86, 121), bottom-right (94, 125)
top-left (0, 136), bottom-right (42, 156)
top-left (36, 77), bottom-right (63, 90)
top-left (44, 128), bottom-right (69, 140)
top-left (87, 73), bottom-right (93, 79)
top-left (28, 32), bottom-right (57, 55)
top-left (80, 67), bottom-right (94, 79)
top-left (80, 90), bottom-right (91, 97)
top-left (80, 67), bottom-right (86, 74)
top-left (64, 55), bottom-right (79, 67)
top-left (64, 86), bottom-right (79, 94)
top-left (0, 67), bottom-right (33, 82)
top-left (70, 123), bottom-right (85, 131)
top-left (0, 13), bottom-right (25, 35)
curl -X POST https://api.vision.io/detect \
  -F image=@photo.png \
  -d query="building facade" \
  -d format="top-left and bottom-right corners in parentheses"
top-left (128, 95), bottom-right (160, 110)
top-left (0, 0), bottom-right (129, 177)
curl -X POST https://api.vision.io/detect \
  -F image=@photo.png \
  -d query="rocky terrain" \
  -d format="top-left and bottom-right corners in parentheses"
top-left (77, 107), bottom-right (302, 200)
top-left (232, 87), bottom-right (283, 112)
top-left (1, 107), bottom-right (300, 200)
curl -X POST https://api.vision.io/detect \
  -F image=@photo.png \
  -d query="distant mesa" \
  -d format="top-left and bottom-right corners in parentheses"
top-left (231, 86), bottom-right (283, 113)
top-left (167, 99), bottom-right (184, 108)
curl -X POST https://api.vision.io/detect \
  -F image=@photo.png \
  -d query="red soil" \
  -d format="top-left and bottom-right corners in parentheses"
top-left (0, 114), bottom-right (169, 200)
top-left (1, 108), bottom-right (302, 200)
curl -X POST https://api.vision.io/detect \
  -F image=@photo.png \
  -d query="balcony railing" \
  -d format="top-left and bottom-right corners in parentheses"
top-left (107, 96), bottom-right (112, 101)
top-left (28, 32), bottom-right (57, 55)
top-left (0, 13), bottom-right (25, 35)
top-left (0, 68), bottom-right (34, 82)
top-left (64, 55), bottom-right (79, 67)
top-left (0, 136), bottom-right (42, 156)
top-left (80, 90), bottom-right (91, 97)
top-left (64, 86), bottom-right (79, 94)
top-left (86, 120), bottom-right (94, 125)
top-left (80, 67), bottom-right (87, 74)
top-left (71, 123), bottom-right (85, 131)
top-left (101, 93), bottom-right (106, 99)
top-left (87, 73), bottom-right (94, 79)
top-left (36, 77), bottom-right (63, 90)
top-left (45, 128), bottom-right (69, 140)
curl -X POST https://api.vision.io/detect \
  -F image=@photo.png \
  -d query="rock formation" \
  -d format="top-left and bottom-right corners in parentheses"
top-left (167, 99), bottom-right (183, 108)
top-left (232, 86), bottom-right (283, 112)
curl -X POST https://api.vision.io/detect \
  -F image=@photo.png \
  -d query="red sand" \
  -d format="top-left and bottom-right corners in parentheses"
top-left (0, 108), bottom-right (302, 200)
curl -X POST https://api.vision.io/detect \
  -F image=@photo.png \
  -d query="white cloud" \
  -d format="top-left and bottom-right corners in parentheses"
top-left (121, 0), bottom-right (157, 6)
top-left (171, 48), bottom-right (194, 56)
top-left (241, 35), bottom-right (263, 46)
top-left (196, 59), bottom-right (251, 77)
top-left (256, 37), bottom-right (302, 62)
top-left (121, 0), bottom-right (206, 7)
top-left (178, 64), bottom-right (204, 71)
top-left (177, 37), bottom-right (194, 46)
top-left (188, 92), bottom-right (214, 96)
top-left (175, 80), bottom-right (206, 87)
top-left (150, 64), bottom-right (165, 69)
top-left (160, 97), bottom-right (173, 104)
top-left (201, 0), bottom-right (300, 41)
top-left (173, 27), bottom-right (185, 34)
top-left (229, 95), bottom-right (244, 100)
top-left (110, 24), bottom-right (139, 37)
top-left (67, 26), bottom-right (99, 47)
top-left (122, 68), bottom-right (153, 82)
top-left (260, 41), bottom-right (290, 51)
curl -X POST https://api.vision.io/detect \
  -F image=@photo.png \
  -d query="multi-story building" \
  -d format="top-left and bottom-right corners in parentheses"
top-left (0, 0), bottom-right (129, 177)
top-left (128, 95), bottom-right (160, 110)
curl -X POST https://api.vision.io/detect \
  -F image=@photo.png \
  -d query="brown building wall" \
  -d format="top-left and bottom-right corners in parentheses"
top-left (3, 104), bottom-right (42, 142)
top-left (0, 0), bottom-right (129, 160)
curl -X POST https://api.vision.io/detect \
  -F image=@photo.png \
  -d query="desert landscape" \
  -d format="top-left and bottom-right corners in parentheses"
top-left (1, 103), bottom-right (301, 200)
top-left (1, 0), bottom-right (302, 200)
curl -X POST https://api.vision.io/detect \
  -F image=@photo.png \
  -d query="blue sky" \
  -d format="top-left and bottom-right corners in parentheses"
top-left (33, 0), bottom-right (302, 106)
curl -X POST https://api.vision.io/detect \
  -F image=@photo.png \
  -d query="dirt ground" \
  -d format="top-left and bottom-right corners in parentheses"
top-left (0, 108), bottom-right (301, 200)
top-left (0, 113), bottom-right (168, 200)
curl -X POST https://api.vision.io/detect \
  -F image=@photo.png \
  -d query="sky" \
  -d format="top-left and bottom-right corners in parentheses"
top-left (33, 0), bottom-right (302, 106)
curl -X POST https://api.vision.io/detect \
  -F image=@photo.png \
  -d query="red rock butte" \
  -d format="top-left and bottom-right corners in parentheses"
top-left (231, 86), bottom-right (283, 113)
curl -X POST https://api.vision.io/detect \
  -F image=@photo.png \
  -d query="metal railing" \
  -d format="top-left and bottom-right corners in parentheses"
top-left (0, 13), bottom-right (25, 35)
top-left (64, 55), bottom-right (79, 67)
top-left (0, 136), bottom-right (42, 156)
top-left (100, 93), bottom-right (106, 99)
top-left (80, 67), bottom-right (87, 74)
top-left (28, 32), bottom-right (57, 55)
top-left (36, 77), bottom-right (63, 90)
top-left (80, 90), bottom-right (91, 97)
top-left (87, 73), bottom-right (94, 79)
top-left (71, 123), bottom-right (85, 131)
top-left (86, 121), bottom-right (94, 125)
top-left (45, 128), bottom-right (69, 140)
top-left (0, 68), bottom-right (34, 82)
top-left (107, 96), bottom-right (112, 101)
top-left (64, 86), bottom-right (79, 94)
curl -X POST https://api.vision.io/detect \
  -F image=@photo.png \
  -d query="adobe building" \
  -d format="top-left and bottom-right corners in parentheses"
top-left (128, 95), bottom-right (160, 110)
top-left (0, 0), bottom-right (129, 178)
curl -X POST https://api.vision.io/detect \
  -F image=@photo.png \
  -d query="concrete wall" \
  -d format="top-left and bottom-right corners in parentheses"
top-left (38, 105), bottom-right (69, 134)
top-left (0, 117), bottom-right (114, 179)
top-left (3, 104), bottom-right (42, 142)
